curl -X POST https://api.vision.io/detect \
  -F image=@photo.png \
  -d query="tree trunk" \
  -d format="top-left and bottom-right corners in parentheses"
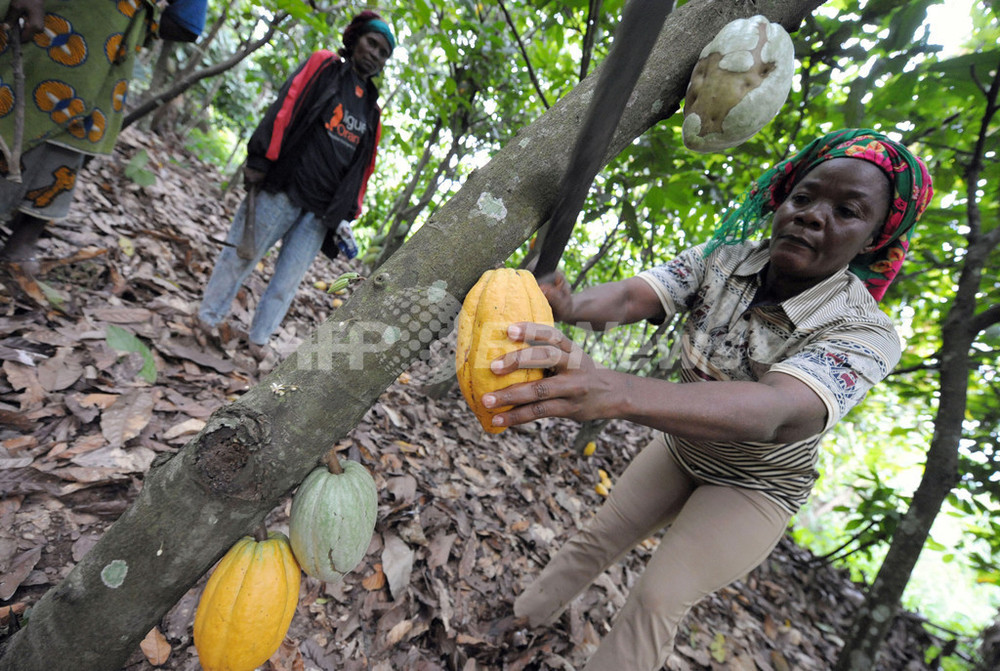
top-left (834, 71), bottom-right (1000, 669)
top-left (178, 73), bottom-right (226, 137)
top-left (145, 42), bottom-right (179, 132)
top-left (833, 356), bottom-right (966, 670)
top-left (834, 231), bottom-right (1000, 671)
top-left (572, 418), bottom-right (611, 453)
top-left (975, 610), bottom-right (1000, 671)
top-left (374, 75), bottom-right (479, 268)
top-left (0, 2), bottom-right (823, 669)
top-left (380, 118), bottom-right (444, 235)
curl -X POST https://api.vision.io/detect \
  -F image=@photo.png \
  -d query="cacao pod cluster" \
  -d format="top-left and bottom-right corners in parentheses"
top-left (193, 454), bottom-right (378, 671)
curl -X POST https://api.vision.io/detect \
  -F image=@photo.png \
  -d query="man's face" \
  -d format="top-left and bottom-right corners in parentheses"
top-left (769, 157), bottom-right (891, 284)
top-left (352, 32), bottom-right (391, 80)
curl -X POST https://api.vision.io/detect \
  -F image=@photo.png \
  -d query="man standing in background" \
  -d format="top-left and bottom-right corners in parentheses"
top-left (197, 11), bottom-right (395, 355)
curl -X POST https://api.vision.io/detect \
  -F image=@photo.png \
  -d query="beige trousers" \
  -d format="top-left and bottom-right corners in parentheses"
top-left (514, 434), bottom-right (792, 671)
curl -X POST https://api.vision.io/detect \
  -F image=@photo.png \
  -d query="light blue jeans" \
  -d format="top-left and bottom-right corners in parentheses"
top-left (198, 189), bottom-right (326, 345)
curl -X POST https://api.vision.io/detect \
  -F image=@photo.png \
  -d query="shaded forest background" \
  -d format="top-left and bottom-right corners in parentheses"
top-left (1, 0), bottom-right (999, 669)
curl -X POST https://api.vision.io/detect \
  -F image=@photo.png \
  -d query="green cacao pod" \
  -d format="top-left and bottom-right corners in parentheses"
top-left (288, 456), bottom-right (378, 583)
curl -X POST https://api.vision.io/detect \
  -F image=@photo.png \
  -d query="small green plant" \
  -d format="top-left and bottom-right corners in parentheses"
top-left (105, 325), bottom-right (157, 383)
top-left (124, 150), bottom-right (156, 187)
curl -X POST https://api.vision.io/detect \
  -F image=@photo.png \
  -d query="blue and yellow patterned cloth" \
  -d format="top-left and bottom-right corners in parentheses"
top-left (0, 0), bottom-right (176, 158)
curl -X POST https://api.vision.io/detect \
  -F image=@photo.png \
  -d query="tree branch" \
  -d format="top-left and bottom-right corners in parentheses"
top-left (889, 359), bottom-right (939, 376)
top-left (964, 60), bottom-right (1000, 237)
top-left (572, 218), bottom-right (621, 290)
top-left (382, 118), bottom-right (444, 234)
top-left (579, 0), bottom-right (603, 81)
top-left (496, 0), bottom-right (549, 108)
top-left (810, 519), bottom-right (879, 565)
top-left (909, 112), bottom-right (961, 146)
top-left (971, 304), bottom-right (1000, 336)
top-left (122, 12), bottom-right (288, 129)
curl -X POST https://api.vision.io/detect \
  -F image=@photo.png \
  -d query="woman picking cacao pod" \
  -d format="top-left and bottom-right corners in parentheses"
top-left (481, 129), bottom-right (933, 670)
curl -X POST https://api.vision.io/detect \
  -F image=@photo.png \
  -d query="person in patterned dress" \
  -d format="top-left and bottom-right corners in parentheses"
top-left (0, 0), bottom-right (205, 264)
top-left (483, 129), bottom-right (934, 671)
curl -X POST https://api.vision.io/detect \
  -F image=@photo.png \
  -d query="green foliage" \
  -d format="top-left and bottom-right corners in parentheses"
top-left (185, 126), bottom-right (243, 170)
top-left (105, 325), bottom-right (158, 384)
top-left (124, 150), bottom-right (156, 188)
top-left (834, 470), bottom-right (909, 563)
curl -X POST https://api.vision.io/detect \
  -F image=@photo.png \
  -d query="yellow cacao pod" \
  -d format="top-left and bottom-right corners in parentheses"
top-left (193, 532), bottom-right (301, 671)
top-left (456, 268), bottom-right (554, 433)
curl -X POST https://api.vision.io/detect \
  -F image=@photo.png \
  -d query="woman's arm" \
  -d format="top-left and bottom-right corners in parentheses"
top-left (539, 274), bottom-right (666, 329)
top-left (482, 323), bottom-right (828, 444)
top-left (607, 368), bottom-right (827, 443)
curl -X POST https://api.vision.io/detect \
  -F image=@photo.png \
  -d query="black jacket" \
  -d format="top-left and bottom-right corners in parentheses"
top-left (246, 50), bottom-right (382, 258)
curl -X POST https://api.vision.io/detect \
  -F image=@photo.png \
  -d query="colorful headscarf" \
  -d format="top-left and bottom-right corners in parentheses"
top-left (706, 129), bottom-right (934, 301)
top-left (341, 11), bottom-right (396, 55)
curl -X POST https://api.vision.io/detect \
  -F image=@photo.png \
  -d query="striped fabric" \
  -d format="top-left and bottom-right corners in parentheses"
top-left (637, 241), bottom-right (901, 513)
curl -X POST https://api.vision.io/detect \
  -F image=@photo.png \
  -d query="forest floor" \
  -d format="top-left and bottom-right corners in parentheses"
top-left (0, 129), bottom-right (956, 670)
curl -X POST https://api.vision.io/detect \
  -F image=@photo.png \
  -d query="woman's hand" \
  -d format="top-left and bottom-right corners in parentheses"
top-left (243, 167), bottom-right (266, 189)
top-left (480, 322), bottom-right (621, 429)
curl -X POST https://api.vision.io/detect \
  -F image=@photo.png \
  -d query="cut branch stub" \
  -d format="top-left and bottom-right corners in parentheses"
top-left (193, 410), bottom-right (270, 501)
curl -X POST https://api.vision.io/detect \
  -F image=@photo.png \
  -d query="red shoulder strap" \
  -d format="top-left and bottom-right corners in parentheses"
top-left (265, 50), bottom-right (341, 161)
